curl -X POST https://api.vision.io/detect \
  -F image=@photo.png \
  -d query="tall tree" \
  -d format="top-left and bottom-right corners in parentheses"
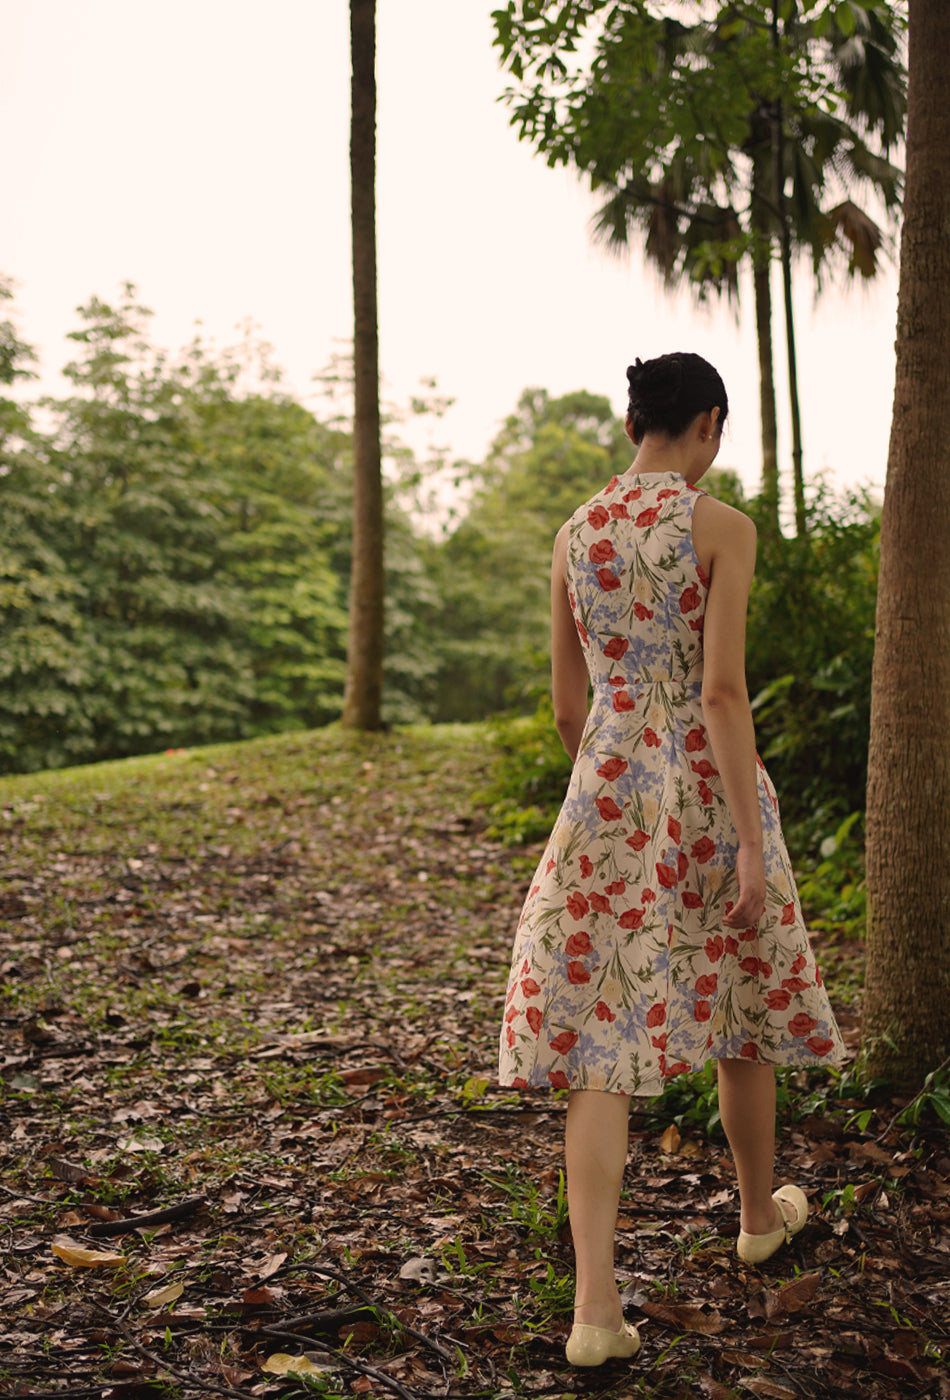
top-left (864, 0), bottom-right (950, 1085)
top-left (343, 0), bottom-right (385, 729)
top-left (493, 1), bottom-right (904, 531)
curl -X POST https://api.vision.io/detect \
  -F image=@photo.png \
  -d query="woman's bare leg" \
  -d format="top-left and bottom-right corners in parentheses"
top-left (717, 1059), bottom-right (783, 1234)
top-left (565, 1089), bottom-right (630, 1330)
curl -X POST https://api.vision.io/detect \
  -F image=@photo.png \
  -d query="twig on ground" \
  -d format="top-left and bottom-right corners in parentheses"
top-left (88, 1298), bottom-right (259, 1400)
top-left (87, 1194), bottom-right (206, 1236)
top-left (256, 1325), bottom-right (424, 1400)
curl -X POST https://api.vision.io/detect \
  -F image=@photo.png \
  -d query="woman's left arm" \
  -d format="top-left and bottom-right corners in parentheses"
top-left (551, 523), bottom-right (589, 761)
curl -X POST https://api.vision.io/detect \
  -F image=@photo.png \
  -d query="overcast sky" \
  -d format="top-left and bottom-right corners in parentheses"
top-left (4, 0), bottom-right (900, 506)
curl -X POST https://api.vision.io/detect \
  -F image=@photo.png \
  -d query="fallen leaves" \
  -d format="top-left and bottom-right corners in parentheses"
top-left (51, 1238), bottom-right (128, 1269)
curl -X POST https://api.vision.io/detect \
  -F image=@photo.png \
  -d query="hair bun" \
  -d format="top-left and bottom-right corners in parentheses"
top-left (626, 356), bottom-right (682, 413)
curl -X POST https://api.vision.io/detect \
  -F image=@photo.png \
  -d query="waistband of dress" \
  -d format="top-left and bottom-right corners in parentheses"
top-left (595, 671), bottom-right (701, 688)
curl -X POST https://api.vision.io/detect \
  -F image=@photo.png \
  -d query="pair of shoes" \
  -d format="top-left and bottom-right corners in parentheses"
top-left (565, 1319), bottom-right (641, 1367)
top-left (737, 1184), bottom-right (809, 1264)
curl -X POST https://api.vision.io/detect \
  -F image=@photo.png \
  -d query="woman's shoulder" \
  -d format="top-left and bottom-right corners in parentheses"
top-left (693, 491), bottom-right (757, 540)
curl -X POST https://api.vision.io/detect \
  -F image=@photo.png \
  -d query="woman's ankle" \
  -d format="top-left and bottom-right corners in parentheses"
top-left (573, 1292), bottom-right (623, 1330)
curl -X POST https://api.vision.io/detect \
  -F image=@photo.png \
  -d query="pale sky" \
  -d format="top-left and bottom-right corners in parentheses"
top-left (4, 0), bottom-right (900, 506)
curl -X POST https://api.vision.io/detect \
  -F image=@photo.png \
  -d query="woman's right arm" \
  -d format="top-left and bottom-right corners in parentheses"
top-left (693, 497), bottom-right (766, 929)
top-left (551, 523), bottom-right (589, 762)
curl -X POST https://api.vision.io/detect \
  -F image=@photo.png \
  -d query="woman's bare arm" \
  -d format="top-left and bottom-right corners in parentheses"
top-left (551, 524), bottom-right (589, 762)
top-left (693, 495), bottom-right (766, 928)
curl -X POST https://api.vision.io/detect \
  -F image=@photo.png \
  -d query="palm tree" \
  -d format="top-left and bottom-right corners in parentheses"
top-left (864, 0), bottom-right (950, 1085)
top-left (582, 1), bottom-right (904, 532)
top-left (343, 0), bottom-right (384, 729)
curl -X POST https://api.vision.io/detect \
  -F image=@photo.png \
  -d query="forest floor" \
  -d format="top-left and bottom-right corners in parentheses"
top-left (0, 724), bottom-right (948, 1400)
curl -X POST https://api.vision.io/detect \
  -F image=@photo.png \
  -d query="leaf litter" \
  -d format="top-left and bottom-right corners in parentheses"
top-left (0, 724), bottom-right (947, 1398)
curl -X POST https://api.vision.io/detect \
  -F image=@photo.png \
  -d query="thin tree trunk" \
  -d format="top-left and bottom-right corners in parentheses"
top-left (750, 153), bottom-right (779, 530)
top-left (343, 0), bottom-right (384, 730)
top-left (864, 0), bottom-right (950, 1085)
top-left (771, 5), bottom-right (805, 536)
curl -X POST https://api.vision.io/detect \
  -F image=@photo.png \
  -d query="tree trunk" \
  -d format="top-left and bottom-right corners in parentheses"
top-left (750, 154), bottom-right (779, 530)
top-left (343, 0), bottom-right (384, 730)
top-left (863, 0), bottom-right (950, 1086)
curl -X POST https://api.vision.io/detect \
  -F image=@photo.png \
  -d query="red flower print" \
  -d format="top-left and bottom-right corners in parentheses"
top-left (790, 953), bottom-right (806, 975)
top-left (696, 973), bottom-right (718, 997)
top-left (567, 960), bottom-right (590, 985)
top-left (622, 486), bottom-right (642, 502)
top-left (597, 757), bottom-right (628, 781)
top-left (690, 758), bottom-right (718, 778)
top-left (691, 835), bottom-right (716, 863)
top-left (642, 888), bottom-right (656, 903)
top-left (757, 959), bottom-right (772, 978)
top-left (579, 854), bottom-right (594, 879)
top-left (788, 1012), bottom-right (818, 1039)
top-left (521, 976), bottom-right (541, 998)
top-left (694, 1000), bottom-right (712, 1022)
top-left (705, 934), bottom-right (724, 962)
top-left (666, 1061), bottom-right (690, 1078)
top-left (679, 583), bottom-right (700, 613)
top-left (684, 727), bottom-right (707, 752)
top-left (505, 1004), bottom-right (518, 1023)
top-left (724, 935), bottom-right (739, 956)
top-left (656, 861), bottom-right (678, 889)
top-left (646, 1002), bottom-right (666, 1028)
top-left (765, 989), bottom-right (791, 1011)
top-left (596, 567), bottom-right (622, 591)
top-left (626, 829), bottom-right (649, 851)
top-left (677, 851), bottom-right (689, 880)
top-left (613, 690), bottom-right (636, 713)
top-left (596, 796), bottom-right (624, 821)
top-left (657, 488), bottom-right (678, 501)
top-left (739, 956), bottom-right (760, 975)
top-left (806, 1035), bottom-right (835, 1056)
top-left (565, 930), bottom-right (593, 957)
top-left (587, 504), bottom-right (609, 529)
top-left (589, 892), bottom-right (613, 914)
top-left (609, 502), bottom-right (629, 519)
top-left (506, 1025), bottom-right (515, 1048)
top-left (545, 858), bottom-right (555, 874)
top-left (633, 601), bottom-right (655, 620)
top-left (635, 506), bottom-right (659, 528)
top-left (548, 1070), bottom-right (571, 1089)
top-left (738, 925), bottom-right (758, 942)
top-left (618, 907), bottom-right (644, 929)
top-left (668, 815), bottom-right (682, 843)
top-left (526, 1006), bottom-right (542, 1035)
top-left (589, 539), bottom-right (617, 565)
top-left (697, 562), bottom-right (711, 588)
top-left (652, 1032), bottom-right (667, 1050)
top-left (781, 976), bottom-right (810, 993)
top-left (549, 1031), bottom-right (578, 1056)
top-left (607, 475), bottom-right (619, 490)
top-left (595, 1001), bottom-right (616, 1023)
top-left (682, 891), bottom-right (703, 909)
top-left (690, 616), bottom-right (704, 633)
top-left (566, 892), bottom-right (589, 920)
top-left (577, 622), bottom-right (590, 647)
top-left (513, 1076), bottom-right (527, 1089)
top-left (605, 878), bottom-right (626, 896)
top-left (816, 967), bottom-right (823, 987)
top-left (603, 636), bottom-right (630, 660)
top-left (698, 779), bottom-right (713, 805)
top-left (609, 674), bottom-right (626, 687)
top-left (643, 727), bottom-right (661, 747)
top-left (781, 902), bottom-right (796, 925)
top-left (739, 1042), bottom-right (759, 1061)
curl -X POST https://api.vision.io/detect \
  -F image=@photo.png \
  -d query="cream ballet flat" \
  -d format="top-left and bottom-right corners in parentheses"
top-left (737, 1185), bottom-right (809, 1264)
top-left (565, 1319), bottom-right (641, 1367)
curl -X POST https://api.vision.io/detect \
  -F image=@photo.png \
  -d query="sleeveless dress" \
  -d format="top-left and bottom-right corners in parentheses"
top-left (498, 470), bottom-right (845, 1097)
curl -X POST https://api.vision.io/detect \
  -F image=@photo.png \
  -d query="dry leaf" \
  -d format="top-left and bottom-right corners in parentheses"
top-left (262, 1353), bottom-right (333, 1378)
top-left (51, 1238), bottom-right (127, 1269)
top-left (742, 1379), bottom-right (797, 1400)
top-left (638, 1299), bottom-right (724, 1334)
top-left (776, 1271), bottom-right (821, 1313)
top-left (142, 1280), bottom-right (184, 1308)
top-left (659, 1123), bottom-right (681, 1154)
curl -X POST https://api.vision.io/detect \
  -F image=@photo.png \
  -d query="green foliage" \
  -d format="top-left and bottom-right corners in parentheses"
top-left (482, 700), bottom-right (573, 843)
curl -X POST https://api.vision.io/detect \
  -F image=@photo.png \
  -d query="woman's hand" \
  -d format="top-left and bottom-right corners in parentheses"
top-left (722, 845), bottom-right (766, 929)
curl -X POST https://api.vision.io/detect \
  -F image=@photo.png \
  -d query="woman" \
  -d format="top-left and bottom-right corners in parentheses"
top-left (498, 353), bottom-right (844, 1368)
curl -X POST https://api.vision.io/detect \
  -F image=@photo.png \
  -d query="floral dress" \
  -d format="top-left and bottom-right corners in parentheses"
top-left (498, 470), bottom-right (845, 1097)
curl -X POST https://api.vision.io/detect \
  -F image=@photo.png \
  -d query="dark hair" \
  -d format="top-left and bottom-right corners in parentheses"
top-left (625, 352), bottom-right (729, 443)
